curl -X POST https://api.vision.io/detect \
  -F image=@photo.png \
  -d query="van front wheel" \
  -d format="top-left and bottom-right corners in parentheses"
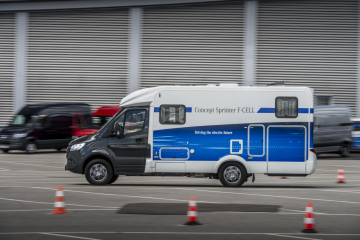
top-left (219, 162), bottom-right (247, 187)
top-left (85, 159), bottom-right (113, 185)
top-left (108, 175), bottom-right (119, 184)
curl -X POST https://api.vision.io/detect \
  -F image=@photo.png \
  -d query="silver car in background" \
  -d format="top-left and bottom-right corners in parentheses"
top-left (314, 106), bottom-right (352, 157)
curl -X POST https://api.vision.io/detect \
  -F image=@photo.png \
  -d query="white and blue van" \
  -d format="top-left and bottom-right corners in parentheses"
top-left (66, 85), bottom-right (317, 187)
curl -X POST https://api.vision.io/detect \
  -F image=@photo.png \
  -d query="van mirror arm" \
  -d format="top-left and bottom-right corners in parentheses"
top-left (117, 126), bottom-right (123, 139)
top-left (112, 124), bottom-right (123, 139)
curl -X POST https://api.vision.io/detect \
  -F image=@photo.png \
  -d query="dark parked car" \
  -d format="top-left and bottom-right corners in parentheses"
top-left (314, 106), bottom-right (353, 157)
top-left (0, 103), bottom-right (91, 153)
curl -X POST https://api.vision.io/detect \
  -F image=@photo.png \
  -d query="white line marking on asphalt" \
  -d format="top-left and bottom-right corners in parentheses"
top-left (40, 233), bottom-right (101, 240)
top-left (0, 161), bottom-right (63, 168)
top-left (0, 197), bottom-right (118, 209)
top-left (175, 188), bottom-right (360, 205)
top-left (280, 208), bottom-right (360, 217)
top-left (1, 232), bottom-right (360, 236)
top-left (316, 169), bottom-right (359, 173)
top-left (120, 232), bottom-right (360, 236)
top-left (0, 209), bottom-right (117, 212)
top-left (31, 186), bottom-right (222, 204)
top-left (320, 189), bottom-right (360, 194)
top-left (266, 233), bottom-right (322, 240)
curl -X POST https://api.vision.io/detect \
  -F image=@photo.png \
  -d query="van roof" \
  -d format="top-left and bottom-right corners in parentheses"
top-left (120, 85), bottom-right (312, 107)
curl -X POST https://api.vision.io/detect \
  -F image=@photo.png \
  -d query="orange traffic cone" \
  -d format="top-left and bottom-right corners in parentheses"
top-left (337, 167), bottom-right (345, 183)
top-left (302, 202), bottom-right (316, 233)
top-left (52, 186), bottom-right (67, 214)
top-left (184, 196), bottom-right (201, 225)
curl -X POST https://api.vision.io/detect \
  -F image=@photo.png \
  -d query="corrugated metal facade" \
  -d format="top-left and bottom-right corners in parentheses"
top-left (257, 0), bottom-right (359, 115)
top-left (26, 8), bottom-right (129, 110)
top-left (141, 1), bottom-right (244, 88)
top-left (0, 0), bottom-right (360, 127)
top-left (0, 13), bottom-right (15, 126)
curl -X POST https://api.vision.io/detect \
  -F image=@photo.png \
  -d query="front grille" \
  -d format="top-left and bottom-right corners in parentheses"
top-left (0, 135), bottom-right (12, 140)
top-left (0, 135), bottom-right (12, 144)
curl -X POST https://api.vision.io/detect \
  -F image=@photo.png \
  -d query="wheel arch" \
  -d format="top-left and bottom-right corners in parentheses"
top-left (215, 155), bottom-right (251, 174)
top-left (82, 154), bottom-right (115, 174)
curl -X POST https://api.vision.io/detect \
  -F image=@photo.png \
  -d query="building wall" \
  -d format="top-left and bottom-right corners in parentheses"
top-left (257, 0), bottom-right (358, 114)
top-left (0, 0), bottom-right (359, 126)
top-left (141, 1), bottom-right (244, 88)
top-left (0, 13), bottom-right (15, 126)
top-left (26, 8), bottom-right (129, 109)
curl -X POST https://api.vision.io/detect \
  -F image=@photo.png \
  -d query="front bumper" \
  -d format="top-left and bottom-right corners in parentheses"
top-left (0, 139), bottom-right (26, 150)
top-left (65, 147), bottom-right (85, 174)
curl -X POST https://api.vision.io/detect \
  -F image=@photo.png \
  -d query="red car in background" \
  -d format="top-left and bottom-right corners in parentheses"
top-left (72, 106), bottom-right (121, 138)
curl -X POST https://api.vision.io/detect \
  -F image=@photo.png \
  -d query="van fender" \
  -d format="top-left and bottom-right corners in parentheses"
top-left (343, 138), bottom-right (353, 144)
top-left (83, 148), bottom-right (117, 169)
top-left (214, 155), bottom-right (251, 174)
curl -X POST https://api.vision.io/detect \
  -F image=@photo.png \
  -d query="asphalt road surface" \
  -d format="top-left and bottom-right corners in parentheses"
top-left (1, 150), bottom-right (360, 240)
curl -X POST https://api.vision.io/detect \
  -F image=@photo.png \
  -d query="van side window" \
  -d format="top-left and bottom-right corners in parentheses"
top-left (124, 110), bottom-right (146, 135)
top-left (160, 105), bottom-right (185, 124)
top-left (275, 97), bottom-right (298, 118)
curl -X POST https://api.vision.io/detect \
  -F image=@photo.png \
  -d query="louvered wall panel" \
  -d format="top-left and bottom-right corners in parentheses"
top-left (257, 0), bottom-right (358, 115)
top-left (0, 13), bottom-right (15, 126)
top-left (27, 8), bottom-right (128, 110)
top-left (141, 1), bottom-right (244, 88)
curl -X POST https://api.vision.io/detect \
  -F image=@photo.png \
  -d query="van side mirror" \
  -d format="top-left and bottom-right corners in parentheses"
top-left (114, 124), bottom-right (123, 139)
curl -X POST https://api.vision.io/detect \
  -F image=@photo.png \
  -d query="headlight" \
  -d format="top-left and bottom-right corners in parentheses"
top-left (70, 143), bottom-right (85, 151)
top-left (13, 133), bottom-right (27, 138)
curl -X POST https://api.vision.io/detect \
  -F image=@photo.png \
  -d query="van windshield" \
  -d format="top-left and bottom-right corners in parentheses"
top-left (97, 108), bottom-right (126, 133)
top-left (10, 114), bottom-right (39, 127)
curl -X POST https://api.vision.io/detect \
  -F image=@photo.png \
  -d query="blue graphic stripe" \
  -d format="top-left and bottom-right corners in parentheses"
top-left (186, 107), bottom-right (192, 113)
top-left (257, 108), bottom-right (314, 114)
top-left (257, 108), bottom-right (275, 113)
top-left (154, 107), bottom-right (159, 112)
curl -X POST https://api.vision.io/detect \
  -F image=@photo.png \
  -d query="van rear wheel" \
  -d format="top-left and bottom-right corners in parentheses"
top-left (219, 162), bottom-right (247, 187)
top-left (85, 159), bottom-right (113, 185)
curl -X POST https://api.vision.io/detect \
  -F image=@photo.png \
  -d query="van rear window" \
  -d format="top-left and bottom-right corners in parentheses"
top-left (160, 105), bottom-right (185, 124)
top-left (275, 97), bottom-right (298, 118)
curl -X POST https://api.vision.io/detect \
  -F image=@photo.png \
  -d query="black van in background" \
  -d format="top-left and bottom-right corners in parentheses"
top-left (0, 103), bottom-right (91, 153)
top-left (313, 106), bottom-right (353, 157)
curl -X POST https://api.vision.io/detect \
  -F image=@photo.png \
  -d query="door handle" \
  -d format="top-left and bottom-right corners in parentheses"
top-left (135, 138), bottom-right (145, 143)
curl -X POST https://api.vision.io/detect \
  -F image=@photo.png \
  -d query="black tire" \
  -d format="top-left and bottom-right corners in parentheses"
top-left (340, 143), bottom-right (351, 157)
top-left (85, 159), bottom-right (114, 185)
top-left (219, 162), bottom-right (247, 187)
top-left (108, 175), bottom-right (119, 184)
top-left (1, 149), bottom-right (8, 153)
top-left (25, 142), bottom-right (37, 154)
